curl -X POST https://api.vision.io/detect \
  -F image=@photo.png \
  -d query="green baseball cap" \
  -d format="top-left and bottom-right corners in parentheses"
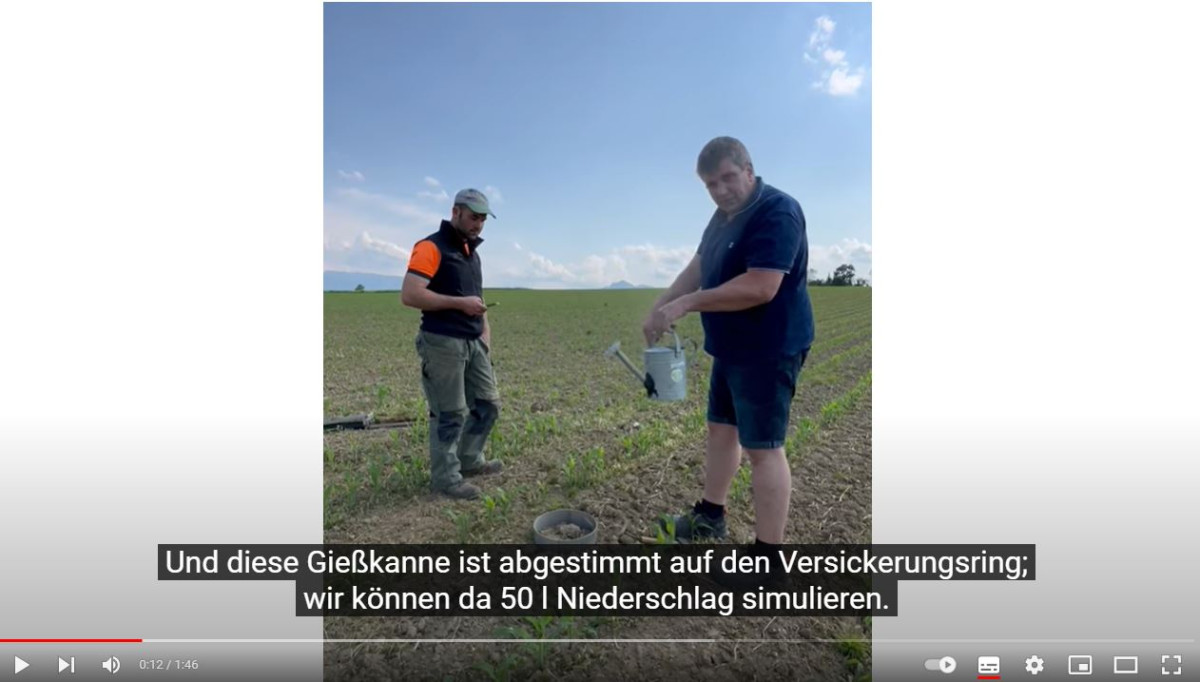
top-left (454, 188), bottom-right (496, 218)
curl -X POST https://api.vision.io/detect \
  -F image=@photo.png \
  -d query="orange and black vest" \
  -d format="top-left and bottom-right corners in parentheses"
top-left (407, 220), bottom-right (485, 339)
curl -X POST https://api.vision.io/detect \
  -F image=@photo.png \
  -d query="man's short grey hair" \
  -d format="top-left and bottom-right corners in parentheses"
top-left (697, 136), bottom-right (753, 176)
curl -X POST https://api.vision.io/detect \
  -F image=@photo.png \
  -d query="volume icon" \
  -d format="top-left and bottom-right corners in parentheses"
top-left (101, 656), bottom-right (120, 674)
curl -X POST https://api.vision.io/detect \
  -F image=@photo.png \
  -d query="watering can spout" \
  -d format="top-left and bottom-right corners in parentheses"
top-left (604, 340), bottom-right (658, 398)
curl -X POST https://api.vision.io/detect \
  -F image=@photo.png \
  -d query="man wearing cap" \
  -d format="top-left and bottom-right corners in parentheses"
top-left (401, 189), bottom-right (503, 500)
top-left (642, 137), bottom-right (815, 552)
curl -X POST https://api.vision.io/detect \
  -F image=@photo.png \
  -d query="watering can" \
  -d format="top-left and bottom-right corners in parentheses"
top-left (604, 330), bottom-right (690, 402)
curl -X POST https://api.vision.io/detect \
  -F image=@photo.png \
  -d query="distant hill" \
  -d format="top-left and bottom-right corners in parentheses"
top-left (324, 271), bottom-right (402, 291)
top-left (608, 280), bottom-right (636, 289)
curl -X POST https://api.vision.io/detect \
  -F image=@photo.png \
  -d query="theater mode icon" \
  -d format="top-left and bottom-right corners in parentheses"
top-left (1113, 656), bottom-right (1138, 674)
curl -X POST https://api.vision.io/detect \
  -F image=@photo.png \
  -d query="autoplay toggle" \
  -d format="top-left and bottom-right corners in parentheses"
top-left (925, 656), bottom-right (957, 674)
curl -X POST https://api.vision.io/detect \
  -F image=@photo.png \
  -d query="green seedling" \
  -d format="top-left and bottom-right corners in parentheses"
top-left (474, 655), bottom-right (521, 682)
top-left (482, 488), bottom-right (511, 519)
top-left (445, 509), bottom-right (474, 543)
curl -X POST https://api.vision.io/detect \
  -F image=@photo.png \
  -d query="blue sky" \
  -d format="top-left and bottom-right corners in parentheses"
top-left (324, 3), bottom-right (871, 288)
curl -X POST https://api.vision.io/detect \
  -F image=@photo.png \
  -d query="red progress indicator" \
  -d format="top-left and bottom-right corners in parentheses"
top-left (0, 639), bottom-right (142, 643)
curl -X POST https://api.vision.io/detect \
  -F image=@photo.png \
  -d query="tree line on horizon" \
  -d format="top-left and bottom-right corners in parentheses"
top-left (810, 263), bottom-right (870, 287)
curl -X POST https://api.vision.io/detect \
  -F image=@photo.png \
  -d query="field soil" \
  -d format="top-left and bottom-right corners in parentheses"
top-left (323, 287), bottom-right (872, 681)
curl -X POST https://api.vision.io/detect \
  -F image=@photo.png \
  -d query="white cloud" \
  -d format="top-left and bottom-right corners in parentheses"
top-left (334, 187), bottom-right (445, 225)
top-left (809, 238), bottom-right (872, 282)
top-left (324, 189), bottom-right (444, 275)
top-left (526, 252), bottom-right (577, 282)
top-left (323, 228), bottom-right (413, 276)
top-left (418, 177), bottom-right (450, 202)
top-left (337, 169), bottom-right (365, 182)
top-left (804, 15), bottom-right (868, 97)
top-left (809, 15), bottom-right (835, 47)
top-left (484, 185), bottom-right (504, 204)
top-left (360, 232), bottom-right (410, 261)
top-left (618, 244), bottom-right (694, 264)
top-left (822, 48), bottom-right (847, 66)
top-left (418, 188), bottom-right (450, 202)
top-left (492, 243), bottom-right (693, 289)
top-left (326, 229), bottom-right (870, 290)
top-left (828, 68), bottom-right (867, 96)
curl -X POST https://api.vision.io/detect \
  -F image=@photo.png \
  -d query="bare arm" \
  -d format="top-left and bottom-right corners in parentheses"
top-left (646, 269), bottom-right (784, 341)
top-left (642, 255), bottom-right (701, 344)
top-left (652, 254), bottom-right (702, 309)
top-left (667, 269), bottom-right (783, 313)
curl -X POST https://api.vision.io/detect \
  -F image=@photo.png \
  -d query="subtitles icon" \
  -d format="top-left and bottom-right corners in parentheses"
top-left (979, 656), bottom-right (1001, 676)
top-left (1114, 656), bottom-right (1138, 674)
top-left (1068, 655), bottom-right (1093, 675)
top-left (924, 656), bottom-right (957, 674)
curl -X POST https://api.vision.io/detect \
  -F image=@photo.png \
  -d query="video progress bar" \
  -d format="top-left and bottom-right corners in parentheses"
top-left (5, 638), bottom-right (1190, 645)
top-left (0, 640), bottom-right (141, 644)
top-left (137, 638), bottom-right (1197, 644)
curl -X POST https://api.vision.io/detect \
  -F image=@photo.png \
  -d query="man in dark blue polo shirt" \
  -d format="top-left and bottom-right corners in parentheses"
top-left (401, 189), bottom-right (503, 500)
top-left (643, 137), bottom-right (814, 549)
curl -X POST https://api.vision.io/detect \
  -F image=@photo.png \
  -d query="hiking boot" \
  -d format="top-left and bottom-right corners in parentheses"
top-left (442, 481), bottom-right (482, 500)
top-left (462, 460), bottom-right (503, 478)
top-left (659, 501), bottom-right (727, 543)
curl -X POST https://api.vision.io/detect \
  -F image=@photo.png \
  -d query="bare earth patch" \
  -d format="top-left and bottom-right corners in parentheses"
top-left (323, 288), bottom-right (872, 681)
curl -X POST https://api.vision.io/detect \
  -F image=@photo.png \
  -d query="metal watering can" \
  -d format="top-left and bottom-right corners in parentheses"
top-left (604, 330), bottom-right (690, 402)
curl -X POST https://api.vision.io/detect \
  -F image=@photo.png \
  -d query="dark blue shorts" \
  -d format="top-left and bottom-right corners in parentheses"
top-left (707, 350), bottom-right (808, 449)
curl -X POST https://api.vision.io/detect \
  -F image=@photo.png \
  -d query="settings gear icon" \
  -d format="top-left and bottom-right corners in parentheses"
top-left (1025, 655), bottom-right (1045, 675)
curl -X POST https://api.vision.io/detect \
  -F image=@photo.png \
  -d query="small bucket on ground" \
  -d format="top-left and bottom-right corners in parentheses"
top-left (532, 509), bottom-right (598, 545)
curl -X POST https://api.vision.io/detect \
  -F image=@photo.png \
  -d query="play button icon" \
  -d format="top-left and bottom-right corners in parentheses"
top-left (14, 656), bottom-right (30, 674)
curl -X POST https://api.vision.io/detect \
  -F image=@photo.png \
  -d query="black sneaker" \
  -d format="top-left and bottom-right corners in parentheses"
top-left (659, 501), bottom-right (727, 543)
